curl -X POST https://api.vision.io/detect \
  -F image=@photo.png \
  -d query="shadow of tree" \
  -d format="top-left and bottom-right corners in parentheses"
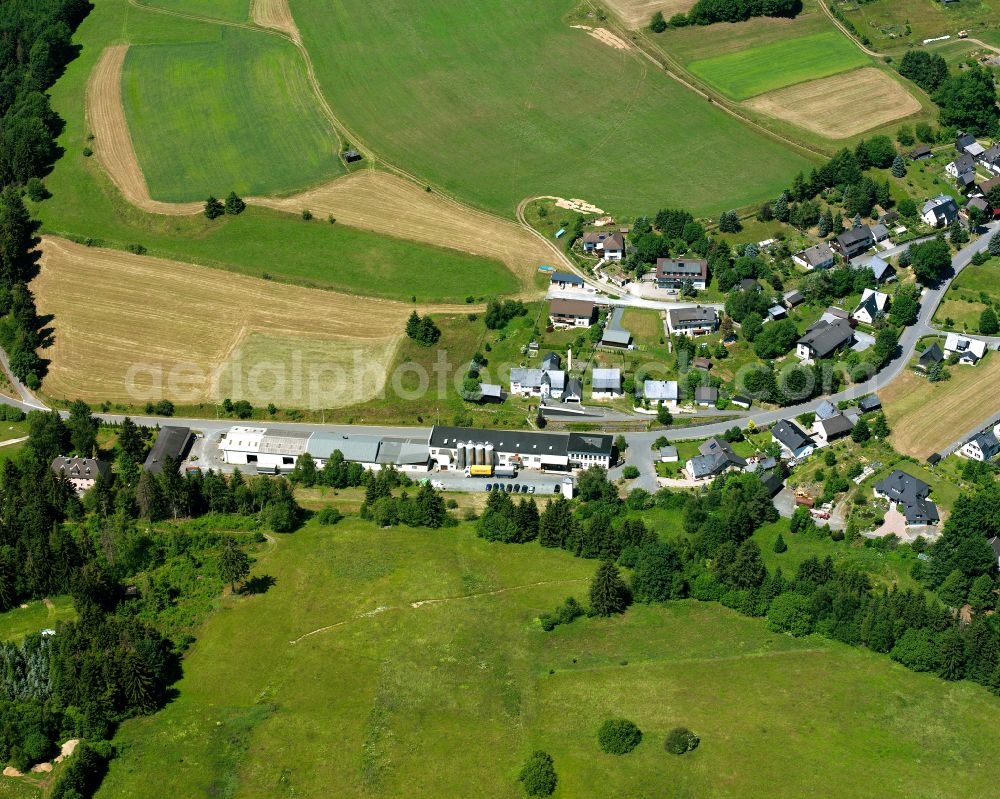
top-left (242, 575), bottom-right (276, 595)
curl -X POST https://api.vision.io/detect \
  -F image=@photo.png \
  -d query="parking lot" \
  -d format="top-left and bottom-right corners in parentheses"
top-left (431, 472), bottom-right (570, 497)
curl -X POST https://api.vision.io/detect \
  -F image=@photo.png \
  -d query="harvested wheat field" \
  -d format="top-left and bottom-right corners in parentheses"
top-left (745, 68), bottom-right (921, 139)
top-left (881, 355), bottom-right (1000, 458)
top-left (86, 46), bottom-right (201, 216)
top-left (251, 0), bottom-right (301, 42)
top-left (253, 171), bottom-right (558, 288)
top-left (31, 237), bottom-right (435, 409)
top-left (604, 0), bottom-right (696, 28)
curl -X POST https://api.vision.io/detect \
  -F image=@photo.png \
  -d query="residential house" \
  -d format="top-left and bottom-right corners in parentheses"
top-left (51, 456), bottom-right (110, 495)
top-left (548, 298), bottom-right (596, 328)
top-left (509, 367), bottom-right (565, 399)
top-left (858, 395), bottom-right (882, 414)
top-left (851, 288), bottom-right (890, 324)
top-left (783, 290), bottom-right (804, 308)
top-left (921, 195), bottom-right (959, 227)
top-left (957, 170), bottom-right (978, 194)
top-left (946, 153), bottom-right (977, 178)
top-left (955, 131), bottom-right (978, 153)
top-left (959, 429), bottom-right (1000, 461)
top-left (667, 305), bottom-right (719, 337)
top-left (771, 419), bottom-right (815, 460)
top-left (796, 317), bottom-right (854, 363)
top-left (738, 278), bottom-right (761, 292)
top-left (581, 231), bottom-right (625, 260)
top-left (600, 306), bottom-right (633, 349)
top-left (655, 258), bottom-right (708, 291)
top-left (659, 446), bottom-right (679, 463)
top-left (852, 254), bottom-right (896, 284)
top-left (978, 175), bottom-right (1000, 201)
top-left (812, 413), bottom-right (854, 445)
top-left (944, 332), bottom-right (988, 365)
top-left (563, 378), bottom-right (583, 404)
top-left (591, 368), bottom-right (622, 399)
top-left (695, 386), bottom-right (718, 406)
top-left (550, 271), bottom-right (584, 290)
top-left (908, 145), bottom-right (932, 161)
top-left (834, 226), bottom-right (874, 259)
top-left (793, 242), bottom-right (835, 270)
top-left (640, 380), bottom-right (678, 406)
top-left (870, 223), bottom-right (890, 244)
top-left (980, 144), bottom-right (1000, 175)
top-left (685, 437), bottom-right (746, 480)
top-left (962, 197), bottom-right (991, 223)
top-left (916, 342), bottom-right (944, 373)
top-left (814, 399), bottom-right (838, 421)
top-left (874, 469), bottom-right (939, 526)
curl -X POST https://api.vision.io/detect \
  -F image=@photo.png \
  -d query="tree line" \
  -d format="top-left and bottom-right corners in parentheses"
top-left (897, 52), bottom-right (998, 136)
top-left (651, 0), bottom-right (800, 29)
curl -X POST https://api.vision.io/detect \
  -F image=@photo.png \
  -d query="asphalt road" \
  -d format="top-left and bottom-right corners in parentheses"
top-left (6, 223), bottom-right (997, 494)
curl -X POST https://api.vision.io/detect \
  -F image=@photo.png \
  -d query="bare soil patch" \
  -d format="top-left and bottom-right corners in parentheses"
top-left (252, 171), bottom-right (553, 289)
top-left (251, 0), bottom-right (301, 43)
top-left (744, 68), bottom-right (921, 139)
top-left (603, 0), bottom-right (696, 28)
top-left (31, 237), bottom-right (458, 408)
top-left (86, 46), bottom-right (202, 216)
top-left (571, 25), bottom-right (630, 50)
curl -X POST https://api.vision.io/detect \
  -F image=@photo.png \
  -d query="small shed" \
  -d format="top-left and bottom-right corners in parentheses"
top-left (659, 446), bottom-right (679, 463)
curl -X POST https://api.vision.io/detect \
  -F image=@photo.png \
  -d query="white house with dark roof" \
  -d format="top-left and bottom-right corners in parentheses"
top-left (793, 242), bottom-right (835, 270)
top-left (852, 289), bottom-right (890, 324)
top-left (51, 456), bottom-right (110, 495)
top-left (944, 333), bottom-right (988, 365)
top-left (655, 258), bottom-right (708, 290)
top-left (684, 437), bottom-right (746, 480)
top-left (510, 366), bottom-right (565, 399)
top-left (921, 195), bottom-right (960, 228)
top-left (834, 226), bottom-right (874, 259)
top-left (667, 305), bottom-right (718, 337)
top-left (812, 413), bottom-right (854, 445)
top-left (549, 298), bottom-right (596, 328)
top-left (582, 231), bottom-right (624, 260)
top-left (771, 419), bottom-right (815, 460)
top-left (591, 368), bottom-right (622, 399)
top-left (550, 271), bottom-right (584, 290)
top-left (959, 429), bottom-right (1000, 461)
top-left (796, 318), bottom-right (854, 363)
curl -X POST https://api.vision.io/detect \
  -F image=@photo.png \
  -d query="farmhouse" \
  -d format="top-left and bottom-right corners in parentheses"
top-left (874, 469), bottom-right (939, 527)
top-left (640, 379), bottom-right (678, 406)
top-left (600, 306), bottom-right (633, 349)
top-left (581, 231), bottom-right (624, 260)
top-left (143, 425), bottom-right (193, 475)
top-left (549, 298), bottom-right (596, 328)
top-left (667, 305), bottom-right (719, 337)
top-left (959, 429), bottom-right (1000, 461)
top-left (685, 437), bottom-right (746, 480)
top-left (834, 226), bottom-right (874, 259)
top-left (916, 342), bottom-right (944, 372)
top-left (591, 368), bottom-right (622, 399)
top-left (427, 426), bottom-right (612, 472)
top-left (793, 242), bottom-right (835, 270)
top-left (921, 195), bottom-right (959, 228)
top-left (796, 317), bottom-right (854, 363)
top-left (220, 427), bottom-right (431, 473)
top-left (851, 288), bottom-right (890, 324)
top-left (51, 456), bottom-right (110, 494)
top-left (771, 419), bottom-right (815, 460)
top-left (550, 271), bottom-right (584, 290)
top-left (655, 258), bottom-right (708, 291)
top-left (944, 332), bottom-right (988, 365)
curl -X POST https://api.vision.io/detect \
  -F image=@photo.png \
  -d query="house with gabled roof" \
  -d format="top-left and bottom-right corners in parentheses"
top-left (640, 379), bottom-right (678, 406)
top-left (960, 429), bottom-right (1000, 462)
top-left (851, 288), bottom-right (890, 324)
top-left (796, 318), bottom-right (854, 363)
top-left (852, 254), bottom-right (896, 284)
top-left (549, 298), bottom-right (596, 328)
top-left (550, 271), bottom-right (584, 290)
top-left (916, 342), bottom-right (944, 373)
top-left (921, 195), bottom-right (960, 227)
top-left (812, 413), bottom-right (854, 445)
top-left (771, 419), bottom-right (815, 460)
top-left (581, 230), bottom-right (624, 260)
top-left (591, 368), bottom-right (622, 399)
top-left (685, 437), bottom-right (746, 480)
top-left (667, 305), bottom-right (718, 337)
top-left (655, 258), bottom-right (708, 290)
top-left (944, 332), bottom-right (988, 365)
top-left (834, 226), bottom-right (874, 259)
top-left (874, 469), bottom-right (939, 526)
top-left (814, 399), bottom-right (838, 421)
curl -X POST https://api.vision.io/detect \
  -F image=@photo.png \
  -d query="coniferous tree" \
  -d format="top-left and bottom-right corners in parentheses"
top-left (589, 561), bottom-right (631, 616)
top-left (217, 538), bottom-right (250, 593)
top-left (891, 153), bottom-right (906, 178)
top-left (224, 191), bottom-right (246, 215)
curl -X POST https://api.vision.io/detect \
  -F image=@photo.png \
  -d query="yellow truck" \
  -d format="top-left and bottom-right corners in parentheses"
top-left (467, 465), bottom-right (493, 477)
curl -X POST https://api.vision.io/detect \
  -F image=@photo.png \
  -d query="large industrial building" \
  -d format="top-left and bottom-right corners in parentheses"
top-left (427, 426), bottom-right (613, 473)
top-left (219, 427), bottom-right (431, 474)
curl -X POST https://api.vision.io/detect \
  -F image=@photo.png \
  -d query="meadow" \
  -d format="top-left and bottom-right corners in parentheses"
top-left (0, 597), bottom-right (75, 643)
top-left (136, 0), bottom-right (251, 22)
top-left (835, 0), bottom-right (999, 52)
top-left (292, 0), bottom-right (814, 216)
top-left (122, 27), bottom-right (342, 201)
top-left (933, 257), bottom-right (1000, 332)
top-left (687, 30), bottom-right (870, 100)
top-left (92, 517), bottom-right (1000, 798)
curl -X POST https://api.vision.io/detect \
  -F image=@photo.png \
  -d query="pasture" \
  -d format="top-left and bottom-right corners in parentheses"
top-left (293, 0), bottom-right (813, 216)
top-left (121, 27), bottom-right (342, 201)
top-left (93, 518), bottom-right (1000, 798)
top-left (687, 30), bottom-right (869, 100)
top-left (882, 353), bottom-right (1000, 458)
top-left (745, 68), bottom-right (922, 138)
top-left (32, 237), bottom-right (415, 407)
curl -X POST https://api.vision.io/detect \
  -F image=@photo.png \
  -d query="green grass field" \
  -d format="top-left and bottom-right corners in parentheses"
top-left (687, 31), bottom-right (870, 100)
top-left (137, 0), bottom-right (250, 23)
top-left (32, 0), bottom-right (518, 303)
top-left (93, 518), bottom-right (1000, 798)
top-left (293, 0), bottom-right (813, 216)
top-left (122, 27), bottom-right (342, 201)
top-left (933, 257), bottom-right (1000, 332)
top-left (836, 0), bottom-right (998, 53)
top-left (0, 597), bottom-right (75, 642)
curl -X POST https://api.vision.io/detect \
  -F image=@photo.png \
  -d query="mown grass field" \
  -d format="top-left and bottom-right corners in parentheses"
top-left (137, 0), bottom-right (251, 22)
top-left (122, 27), bottom-right (342, 201)
top-left (687, 30), bottom-right (870, 100)
top-left (293, 0), bottom-right (813, 216)
top-left (93, 518), bottom-right (1000, 798)
top-left (882, 352), bottom-right (1000, 458)
top-left (0, 597), bottom-right (75, 643)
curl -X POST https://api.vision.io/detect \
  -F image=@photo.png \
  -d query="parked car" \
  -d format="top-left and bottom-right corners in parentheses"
top-left (505, 484), bottom-right (513, 492)
top-left (485, 483), bottom-right (493, 491)
top-left (527, 485), bottom-right (535, 494)
top-left (431, 480), bottom-right (445, 490)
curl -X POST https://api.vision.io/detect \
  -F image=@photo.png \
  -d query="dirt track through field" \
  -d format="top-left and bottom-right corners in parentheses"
top-left (86, 46), bottom-right (202, 215)
top-left (252, 171), bottom-right (555, 287)
top-left (33, 238), bottom-right (471, 407)
top-left (251, 0), bottom-right (301, 43)
top-left (744, 68), bottom-right (921, 139)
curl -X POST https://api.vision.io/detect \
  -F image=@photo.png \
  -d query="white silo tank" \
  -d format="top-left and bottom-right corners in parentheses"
top-left (484, 443), bottom-right (495, 466)
top-left (475, 443), bottom-right (485, 466)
